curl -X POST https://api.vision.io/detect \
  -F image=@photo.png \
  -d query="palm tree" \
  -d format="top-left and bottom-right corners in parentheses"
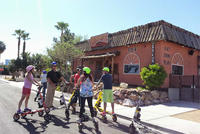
top-left (55, 22), bottom-right (69, 43)
top-left (13, 29), bottom-right (24, 59)
top-left (0, 41), bottom-right (6, 63)
top-left (21, 32), bottom-right (30, 57)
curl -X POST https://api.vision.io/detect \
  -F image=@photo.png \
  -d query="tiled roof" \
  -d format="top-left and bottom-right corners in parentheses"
top-left (76, 20), bottom-right (200, 51)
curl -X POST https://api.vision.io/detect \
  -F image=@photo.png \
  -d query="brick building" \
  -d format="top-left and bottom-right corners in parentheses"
top-left (73, 20), bottom-right (200, 88)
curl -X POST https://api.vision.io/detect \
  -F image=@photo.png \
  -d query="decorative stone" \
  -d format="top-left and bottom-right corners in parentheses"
top-left (113, 90), bottom-right (121, 96)
top-left (129, 94), bottom-right (139, 101)
top-left (144, 100), bottom-right (152, 105)
top-left (160, 91), bottom-right (168, 99)
top-left (151, 90), bottom-right (160, 99)
top-left (120, 82), bottom-right (128, 89)
top-left (122, 99), bottom-right (135, 107)
top-left (153, 99), bottom-right (160, 104)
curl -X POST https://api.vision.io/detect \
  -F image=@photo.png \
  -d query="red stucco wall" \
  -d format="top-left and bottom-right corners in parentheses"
top-left (73, 40), bottom-right (199, 88)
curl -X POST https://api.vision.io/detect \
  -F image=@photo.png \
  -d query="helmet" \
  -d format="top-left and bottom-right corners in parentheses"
top-left (42, 70), bottom-right (47, 74)
top-left (103, 67), bottom-right (110, 72)
top-left (26, 65), bottom-right (34, 72)
top-left (83, 67), bottom-right (91, 74)
top-left (51, 61), bottom-right (57, 65)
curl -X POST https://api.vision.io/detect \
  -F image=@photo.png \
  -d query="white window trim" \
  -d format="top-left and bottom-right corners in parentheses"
top-left (171, 53), bottom-right (184, 65)
top-left (171, 53), bottom-right (184, 75)
top-left (123, 53), bottom-right (140, 75)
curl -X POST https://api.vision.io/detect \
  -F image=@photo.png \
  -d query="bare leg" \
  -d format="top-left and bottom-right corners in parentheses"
top-left (25, 95), bottom-right (30, 108)
top-left (111, 102), bottom-right (114, 113)
top-left (104, 102), bottom-right (107, 113)
top-left (18, 95), bottom-right (26, 110)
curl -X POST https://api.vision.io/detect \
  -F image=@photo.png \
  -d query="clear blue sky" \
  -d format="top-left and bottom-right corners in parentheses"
top-left (0, 0), bottom-right (200, 63)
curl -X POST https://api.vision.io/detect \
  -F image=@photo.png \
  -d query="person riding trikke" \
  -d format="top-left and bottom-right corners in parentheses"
top-left (17, 65), bottom-right (41, 114)
top-left (45, 62), bottom-right (68, 109)
top-left (69, 67), bottom-right (81, 114)
top-left (98, 67), bottom-right (115, 116)
top-left (76, 67), bottom-right (96, 122)
top-left (34, 70), bottom-right (47, 102)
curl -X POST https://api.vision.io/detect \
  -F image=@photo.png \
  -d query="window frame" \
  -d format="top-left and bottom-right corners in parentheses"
top-left (171, 64), bottom-right (184, 75)
top-left (123, 64), bottom-right (140, 75)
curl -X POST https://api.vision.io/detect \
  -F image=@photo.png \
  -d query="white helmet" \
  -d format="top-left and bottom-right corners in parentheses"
top-left (26, 65), bottom-right (35, 72)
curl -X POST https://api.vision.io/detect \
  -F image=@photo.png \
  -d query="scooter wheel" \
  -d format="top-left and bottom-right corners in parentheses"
top-left (93, 108), bottom-right (97, 117)
top-left (102, 115), bottom-right (107, 123)
top-left (13, 113), bottom-right (20, 121)
top-left (38, 103), bottom-right (43, 108)
top-left (112, 114), bottom-right (117, 122)
top-left (82, 114), bottom-right (89, 122)
top-left (38, 111), bottom-right (44, 117)
top-left (94, 121), bottom-right (99, 132)
top-left (129, 123), bottom-right (136, 134)
top-left (137, 113), bottom-right (141, 121)
top-left (60, 100), bottom-right (64, 105)
top-left (65, 109), bottom-right (69, 120)
top-left (44, 114), bottom-right (51, 122)
top-left (78, 123), bottom-right (83, 132)
top-left (21, 114), bottom-right (27, 119)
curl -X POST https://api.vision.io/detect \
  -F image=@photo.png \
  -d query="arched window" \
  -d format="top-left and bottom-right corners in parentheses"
top-left (123, 53), bottom-right (140, 74)
top-left (171, 53), bottom-right (184, 75)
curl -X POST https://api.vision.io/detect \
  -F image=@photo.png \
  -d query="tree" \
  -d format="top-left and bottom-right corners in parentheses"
top-left (0, 41), bottom-right (6, 54)
top-left (55, 22), bottom-right (69, 43)
top-left (30, 54), bottom-right (52, 71)
top-left (21, 32), bottom-right (30, 58)
top-left (0, 41), bottom-right (6, 62)
top-left (47, 41), bottom-right (83, 76)
top-left (140, 64), bottom-right (167, 90)
top-left (13, 29), bottom-right (24, 59)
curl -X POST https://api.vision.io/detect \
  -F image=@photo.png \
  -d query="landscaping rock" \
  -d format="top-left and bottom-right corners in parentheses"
top-left (120, 82), bottom-right (128, 89)
top-left (113, 90), bottom-right (121, 97)
top-left (153, 99), bottom-right (160, 104)
top-left (151, 90), bottom-right (160, 99)
top-left (160, 91), bottom-right (168, 99)
top-left (122, 99), bottom-right (135, 107)
top-left (129, 94), bottom-right (138, 101)
top-left (144, 100), bottom-right (152, 105)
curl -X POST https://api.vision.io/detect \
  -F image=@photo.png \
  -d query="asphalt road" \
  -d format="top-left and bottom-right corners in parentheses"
top-left (0, 80), bottom-right (131, 134)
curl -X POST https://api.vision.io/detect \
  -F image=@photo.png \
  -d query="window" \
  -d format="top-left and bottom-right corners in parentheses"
top-left (172, 65), bottom-right (183, 75)
top-left (124, 64), bottom-right (139, 74)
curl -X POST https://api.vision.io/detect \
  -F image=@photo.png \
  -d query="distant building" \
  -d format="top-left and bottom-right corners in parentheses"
top-left (5, 59), bottom-right (11, 65)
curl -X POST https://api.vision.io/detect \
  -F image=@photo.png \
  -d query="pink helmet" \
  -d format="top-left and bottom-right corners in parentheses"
top-left (26, 65), bottom-right (35, 72)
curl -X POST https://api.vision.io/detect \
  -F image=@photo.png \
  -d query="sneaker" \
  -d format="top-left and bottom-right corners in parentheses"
top-left (17, 109), bottom-right (22, 114)
top-left (24, 108), bottom-right (31, 112)
top-left (101, 111), bottom-right (106, 116)
top-left (50, 106), bottom-right (56, 110)
top-left (112, 112), bottom-right (115, 115)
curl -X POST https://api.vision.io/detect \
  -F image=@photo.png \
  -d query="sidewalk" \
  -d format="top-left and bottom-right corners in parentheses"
top-left (1, 77), bottom-right (200, 134)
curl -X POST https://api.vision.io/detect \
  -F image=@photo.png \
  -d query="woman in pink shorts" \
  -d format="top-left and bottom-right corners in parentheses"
top-left (17, 65), bottom-right (40, 113)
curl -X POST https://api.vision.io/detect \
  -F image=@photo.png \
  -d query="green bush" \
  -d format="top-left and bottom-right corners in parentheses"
top-left (140, 64), bottom-right (167, 90)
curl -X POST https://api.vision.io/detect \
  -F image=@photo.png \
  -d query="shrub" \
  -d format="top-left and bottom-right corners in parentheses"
top-left (140, 64), bottom-right (167, 90)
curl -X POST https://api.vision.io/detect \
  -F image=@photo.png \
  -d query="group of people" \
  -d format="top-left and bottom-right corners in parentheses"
top-left (16, 61), bottom-right (115, 122)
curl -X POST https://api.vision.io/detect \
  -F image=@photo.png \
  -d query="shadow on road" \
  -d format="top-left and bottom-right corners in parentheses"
top-left (97, 117), bottom-right (129, 134)
top-left (16, 118), bottom-right (47, 134)
top-left (45, 115), bottom-right (70, 129)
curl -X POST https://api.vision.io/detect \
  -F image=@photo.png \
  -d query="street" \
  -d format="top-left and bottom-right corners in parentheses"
top-left (0, 80), bottom-right (131, 134)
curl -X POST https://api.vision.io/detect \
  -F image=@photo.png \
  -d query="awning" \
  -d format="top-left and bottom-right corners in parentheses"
top-left (81, 53), bottom-right (115, 59)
